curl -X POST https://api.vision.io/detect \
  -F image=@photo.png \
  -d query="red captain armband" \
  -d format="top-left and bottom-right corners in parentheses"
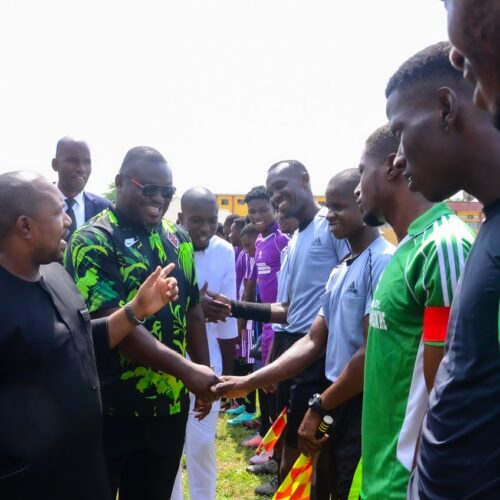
top-left (423, 306), bottom-right (451, 343)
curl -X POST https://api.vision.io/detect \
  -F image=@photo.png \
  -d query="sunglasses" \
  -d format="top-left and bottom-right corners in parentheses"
top-left (126, 175), bottom-right (176, 200)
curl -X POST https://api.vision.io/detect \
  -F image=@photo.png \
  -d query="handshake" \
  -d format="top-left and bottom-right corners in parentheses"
top-left (185, 364), bottom-right (256, 403)
top-left (183, 361), bottom-right (253, 421)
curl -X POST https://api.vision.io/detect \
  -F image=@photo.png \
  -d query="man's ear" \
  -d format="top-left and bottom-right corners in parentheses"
top-left (177, 212), bottom-right (184, 225)
top-left (114, 174), bottom-right (124, 193)
top-left (384, 152), bottom-right (401, 181)
top-left (301, 171), bottom-right (310, 186)
top-left (437, 87), bottom-right (458, 132)
top-left (16, 215), bottom-right (32, 239)
top-left (51, 158), bottom-right (58, 172)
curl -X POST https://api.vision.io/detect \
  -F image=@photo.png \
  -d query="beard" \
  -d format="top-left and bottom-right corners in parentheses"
top-left (362, 210), bottom-right (385, 227)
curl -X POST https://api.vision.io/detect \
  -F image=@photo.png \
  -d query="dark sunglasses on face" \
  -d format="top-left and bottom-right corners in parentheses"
top-left (126, 175), bottom-right (176, 199)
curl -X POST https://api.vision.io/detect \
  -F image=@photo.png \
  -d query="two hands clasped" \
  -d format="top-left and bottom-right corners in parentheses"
top-left (132, 270), bottom-right (329, 452)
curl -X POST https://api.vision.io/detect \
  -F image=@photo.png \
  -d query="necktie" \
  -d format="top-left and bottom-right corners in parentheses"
top-left (65, 198), bottom-right (77, 240)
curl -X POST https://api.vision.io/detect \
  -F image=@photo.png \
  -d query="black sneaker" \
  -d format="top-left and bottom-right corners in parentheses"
top-left (255, 477), bottom-right (280, 496)
top-left (246, 459), bottom-right (278, 475)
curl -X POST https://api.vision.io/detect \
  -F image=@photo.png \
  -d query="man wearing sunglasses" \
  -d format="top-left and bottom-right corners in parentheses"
top-left (65, 146), bottom-right (213, 500)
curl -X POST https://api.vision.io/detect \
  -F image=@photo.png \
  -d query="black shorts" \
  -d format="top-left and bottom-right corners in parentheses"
top-left (269, 331), bottom-right (330, 449)
top-left (285, 354), bottom-right (330, 449)
top-left (321, 393), bottom-right (362, 499)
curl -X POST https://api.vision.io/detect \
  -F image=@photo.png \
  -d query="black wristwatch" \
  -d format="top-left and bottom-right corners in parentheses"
top-left (124, 302), bottom-right (145, 326)
top-left (308, 393), bottom-right (324, 415)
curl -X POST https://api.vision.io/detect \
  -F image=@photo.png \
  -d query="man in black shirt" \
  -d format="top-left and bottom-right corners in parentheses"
top-left (383, 42), bottom-right (500, 498)
top-left (0, 171), bottom-right (218, 499)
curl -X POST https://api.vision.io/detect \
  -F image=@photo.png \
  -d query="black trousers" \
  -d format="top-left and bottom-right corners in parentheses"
top-left (102, 414), bottom-right (187, 500)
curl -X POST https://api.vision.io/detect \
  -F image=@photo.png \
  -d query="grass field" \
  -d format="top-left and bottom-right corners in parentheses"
top-left (180, 412), bottom-right (274, 499)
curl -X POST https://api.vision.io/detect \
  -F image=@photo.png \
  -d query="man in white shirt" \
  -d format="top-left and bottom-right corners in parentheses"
top-left (52, 136), bottom-right (111, 239)
top-left (171, 187), bottom-right (238, 500)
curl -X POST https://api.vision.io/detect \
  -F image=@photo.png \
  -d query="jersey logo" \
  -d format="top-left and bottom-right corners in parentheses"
top-left (346, 282), bottom-right (358, 295)
top-left (311, 237), bottom-right (322, 247)
top-left (167, 230), bottom-right (179, 249)
top-left (369, 299), bottom-right (387, 330)
top-left (125, 237), bottom-right (140, 247)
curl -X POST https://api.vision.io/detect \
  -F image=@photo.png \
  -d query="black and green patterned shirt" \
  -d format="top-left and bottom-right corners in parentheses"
top-left (64, 207), bottom-right (198, 417)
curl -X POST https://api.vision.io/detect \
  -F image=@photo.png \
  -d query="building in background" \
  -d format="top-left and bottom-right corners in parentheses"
top-left (215, 195), bottom-right (483, 246)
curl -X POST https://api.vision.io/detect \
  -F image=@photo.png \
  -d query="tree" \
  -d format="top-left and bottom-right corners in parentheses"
top-left (102, 182), bottom-right (116, 201)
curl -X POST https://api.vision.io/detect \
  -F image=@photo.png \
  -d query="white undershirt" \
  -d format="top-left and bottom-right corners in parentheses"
top-left (195, 236), bottom-right (238, 376)
top-left (60, 189), bottom-right (85, 229)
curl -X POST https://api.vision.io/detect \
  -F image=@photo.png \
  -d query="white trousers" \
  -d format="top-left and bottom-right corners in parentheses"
top-left (171, 394), bottom-right (220, 500)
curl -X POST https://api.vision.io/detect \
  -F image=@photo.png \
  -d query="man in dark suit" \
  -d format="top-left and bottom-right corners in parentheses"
top-left (52, 136), bottom-right (111, 239)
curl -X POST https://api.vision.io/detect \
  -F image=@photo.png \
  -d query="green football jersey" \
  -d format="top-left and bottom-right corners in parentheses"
top-left (361, 203), bottom-right (475, 499)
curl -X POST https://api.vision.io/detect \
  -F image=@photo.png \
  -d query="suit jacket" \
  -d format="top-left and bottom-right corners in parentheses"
top-left (83, 191), bottom-right (112, 222)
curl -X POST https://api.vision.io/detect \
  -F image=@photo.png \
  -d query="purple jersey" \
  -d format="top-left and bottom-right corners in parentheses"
top-left (235, 250), bottom-right (257, 300)
top-left (235, 249), bottom-right (246, 300)
top-left (255, 223), bottom-right (289, 304)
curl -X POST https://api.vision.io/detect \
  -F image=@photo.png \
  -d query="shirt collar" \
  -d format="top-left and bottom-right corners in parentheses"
top-left (58, 188), bottom-right (85, 207)
top-left (72, 190), bottom-right (85, 207)
top-left (407, 202), bottom-right (453, 237)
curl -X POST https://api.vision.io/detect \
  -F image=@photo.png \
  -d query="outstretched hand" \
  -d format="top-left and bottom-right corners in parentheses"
top-left (130, 264), bottom-right (178, 320)
top-left (200, 282), bottom-right (232, 322)
top-left (184, 363), bottom-right (220, 403)
top-left (211, 374), bottom-right (253, 400)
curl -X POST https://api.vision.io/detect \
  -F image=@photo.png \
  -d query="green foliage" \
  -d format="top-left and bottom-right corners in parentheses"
top-left (102, 182), bottom-right (116, 202)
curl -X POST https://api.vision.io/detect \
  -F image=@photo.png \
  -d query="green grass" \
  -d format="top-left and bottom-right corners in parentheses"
top-left (180, 413), bottom-right (274, 499)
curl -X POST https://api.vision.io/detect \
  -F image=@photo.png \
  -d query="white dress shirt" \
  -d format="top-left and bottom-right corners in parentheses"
top-left (195, 235), bottom-right (238, 376)
top-left (60, 189), bottom-right (85, 229)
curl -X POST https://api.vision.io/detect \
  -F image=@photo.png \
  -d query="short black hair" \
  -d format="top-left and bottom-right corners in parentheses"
top-left (364, 124), bottom-right (399, 160)
top-left (244, 185), bottom-right (270, 204)
top-left (385, 41), bottom-right (464, 98)
top-left (0, 172), bottom-right (50, 241)
top-left (329, 168), bottom-right (361, 194)
top-left (267, 160), bottom-right (308, 175)
top-left (224, 214), bottom-right (239, 225)
top-left (232, 217), bottom-right (246, 230)
top-left (240, 223), bottom-right (258, 239)
top-left (120, 146), bottom-right (168, 174)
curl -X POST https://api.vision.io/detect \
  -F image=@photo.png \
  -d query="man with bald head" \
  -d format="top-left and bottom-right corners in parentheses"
top-left (52, 136), bottom-right (111, 239)
top-left (0, 171), bottom-right (218, 499)
top-left (65, 147), bottom-right (213, 499)
top-left (171, 187), bottom-right (237, 500)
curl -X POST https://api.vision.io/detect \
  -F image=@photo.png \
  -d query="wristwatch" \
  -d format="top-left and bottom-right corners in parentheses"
top-left (124, 302), bottom-right (145, 326)
top-left (308, 393), bottom-right (324, 415)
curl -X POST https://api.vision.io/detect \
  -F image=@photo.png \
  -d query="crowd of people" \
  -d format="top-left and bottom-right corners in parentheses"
top-left (2, 1), bottom-right (500, 498)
